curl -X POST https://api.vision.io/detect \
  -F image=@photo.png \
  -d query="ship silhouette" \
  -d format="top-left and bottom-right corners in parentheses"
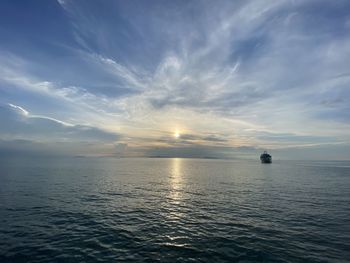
top-left (260, 151), bottom-right (272, 163)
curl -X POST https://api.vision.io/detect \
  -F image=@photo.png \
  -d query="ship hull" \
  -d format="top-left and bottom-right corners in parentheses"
top-left (260, 157), bottom-right (272, 163)
top-left (260, 153), bottom-right (272, 163)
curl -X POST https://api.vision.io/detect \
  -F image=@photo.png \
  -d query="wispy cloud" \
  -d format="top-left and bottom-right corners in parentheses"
top-left (0, 103), bottom-right (119, 142)
top-left (0, 0), bottom-right (349, 158)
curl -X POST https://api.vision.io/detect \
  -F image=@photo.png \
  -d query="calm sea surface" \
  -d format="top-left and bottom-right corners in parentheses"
top-left (0, 157), bottom-right (349, 262)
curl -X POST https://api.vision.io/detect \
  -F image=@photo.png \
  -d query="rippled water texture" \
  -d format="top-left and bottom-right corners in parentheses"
top-left (0, 158), bottom-right (349, 262)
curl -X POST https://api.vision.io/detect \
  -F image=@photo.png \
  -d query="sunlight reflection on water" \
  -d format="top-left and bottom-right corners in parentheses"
top-left (170, 158), bottom-right (183, 197)
top-left (166, 158), bottom-right (184, 220)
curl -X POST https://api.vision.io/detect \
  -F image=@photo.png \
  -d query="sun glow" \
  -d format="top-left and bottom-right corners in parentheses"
top-left (174, 131), bottom-right (180, 138)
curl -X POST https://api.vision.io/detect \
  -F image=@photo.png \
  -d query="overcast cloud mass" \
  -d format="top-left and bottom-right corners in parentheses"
top-left (0, 0), bottom-right (349, 159)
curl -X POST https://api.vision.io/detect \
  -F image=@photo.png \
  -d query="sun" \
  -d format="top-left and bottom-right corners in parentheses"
top-left (174, 131), bottom-right (180, 138)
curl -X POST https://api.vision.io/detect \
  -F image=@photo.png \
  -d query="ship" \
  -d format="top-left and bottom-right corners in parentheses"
top-left (260, 151), bottom-right (272, 163)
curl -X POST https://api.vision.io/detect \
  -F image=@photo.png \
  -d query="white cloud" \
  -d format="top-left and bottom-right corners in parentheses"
top-left (0, 103), bottom-right (120, 143)
top-left (8, 103), bottom-right (29, 116)
top-left (1, 0), bottom-right (349, 158)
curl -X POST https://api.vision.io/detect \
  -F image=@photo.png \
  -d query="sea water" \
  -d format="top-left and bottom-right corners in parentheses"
top-left (0, 157), bottom-right (349, 262)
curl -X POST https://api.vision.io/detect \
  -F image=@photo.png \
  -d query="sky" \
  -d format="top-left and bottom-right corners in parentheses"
top-left (0, 0), bottom-right (349, 159)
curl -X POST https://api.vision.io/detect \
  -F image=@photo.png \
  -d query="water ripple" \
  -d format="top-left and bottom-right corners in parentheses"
top-left (0, 158), bottom-right (349, 262)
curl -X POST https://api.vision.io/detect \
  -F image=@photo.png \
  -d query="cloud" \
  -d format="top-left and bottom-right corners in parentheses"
top-left (140, 143), bottom-right (260, 159)
top-left (255, 131), bottom-right (335, 143)
top-left (0, 103), bottom-right (119, 142)
top-left (8, 103), bottom-right (29, 116)
top-left (0, 139), bottom-right (122, 157)
top-left (0, 1), bottom-right (350, 158)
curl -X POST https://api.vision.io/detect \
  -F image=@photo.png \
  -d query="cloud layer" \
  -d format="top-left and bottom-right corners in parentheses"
top-left (0, 0), bottom-right (349, 159)
top-left (0, 103), bottom-right (120, 156)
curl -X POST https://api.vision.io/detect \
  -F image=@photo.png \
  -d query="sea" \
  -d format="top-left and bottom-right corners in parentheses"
top-left (0, 157), bottom-right (349, 262)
